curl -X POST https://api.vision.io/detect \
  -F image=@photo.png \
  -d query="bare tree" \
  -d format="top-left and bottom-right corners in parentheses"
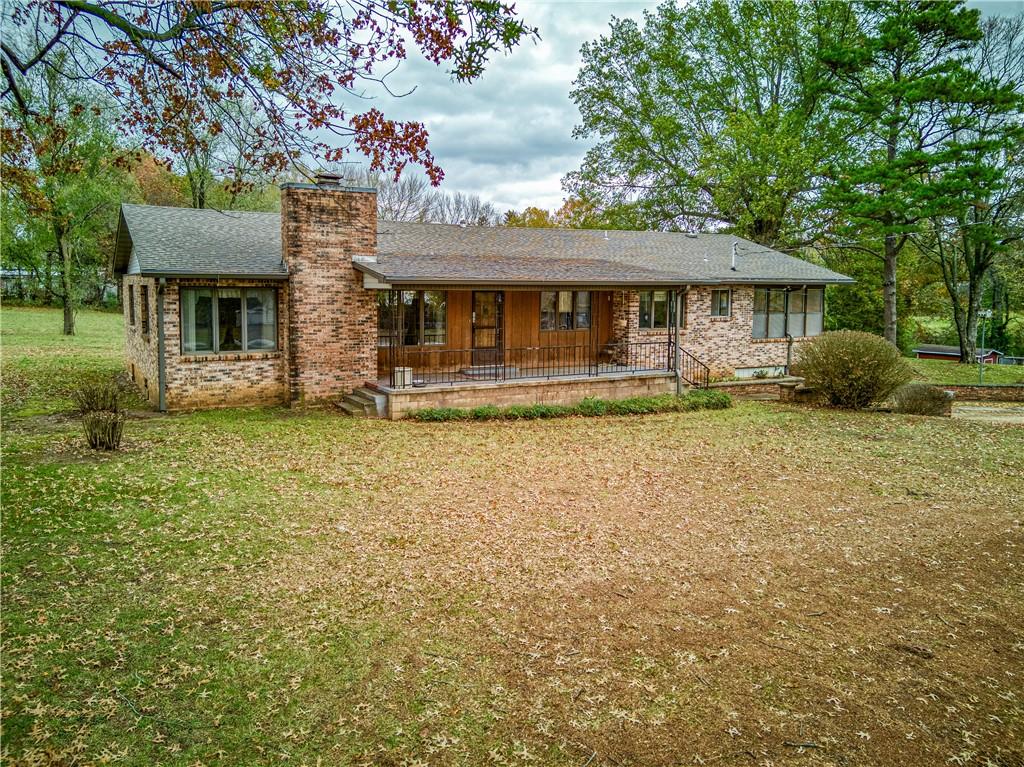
top-left (340, 168), bottom-right (500, 225)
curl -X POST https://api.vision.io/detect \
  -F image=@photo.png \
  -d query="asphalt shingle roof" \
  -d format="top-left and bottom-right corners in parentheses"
top-left (115, 203), bottom-right (852, 286)
top-left (117, 204), bottom-right (287, 278)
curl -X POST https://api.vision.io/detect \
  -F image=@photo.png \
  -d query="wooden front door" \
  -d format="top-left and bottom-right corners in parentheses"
top-left (472, 291), bottom-right (502, 365)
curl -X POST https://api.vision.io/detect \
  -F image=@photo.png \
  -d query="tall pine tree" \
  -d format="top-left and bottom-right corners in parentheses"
top-left (820, 0), bottom-right (1019, 345)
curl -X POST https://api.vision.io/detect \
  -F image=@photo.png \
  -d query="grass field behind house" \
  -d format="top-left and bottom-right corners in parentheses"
top-left (910, 356), bottom-right (1024, 385)
top-left (2, 307), bottom-right (1023, 766)
top-left (1, 306), bottom-right (148, 416)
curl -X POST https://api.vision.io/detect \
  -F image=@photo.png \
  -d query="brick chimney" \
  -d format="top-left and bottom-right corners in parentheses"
top-left (280, 175), bottom-right (378, 404)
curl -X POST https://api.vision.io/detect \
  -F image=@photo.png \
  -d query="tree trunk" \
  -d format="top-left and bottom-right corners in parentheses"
top-left (883, 232), bottom-right (898, 346)
top-left (56, 224), bottom-right (75, 336)
top-left (882, 124), bottom-right (899, 347)
top-left (962, 284), bottom-right (980, 363)
top-left (45, 249), bottom-right (54, 302)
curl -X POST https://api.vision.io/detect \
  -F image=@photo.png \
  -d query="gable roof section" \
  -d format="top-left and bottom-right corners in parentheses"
top-left (368, 221), bottom-right (852, 286)
top-left (114, 204), bottom-right (287, 278)
top-left (114, 203), bottom-right (852, 286)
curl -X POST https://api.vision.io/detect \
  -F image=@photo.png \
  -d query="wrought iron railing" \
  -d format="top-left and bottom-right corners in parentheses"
top-left (670, 338), bottom-right (711, 389)
top-left (384, 339), bottom-right (709, 389)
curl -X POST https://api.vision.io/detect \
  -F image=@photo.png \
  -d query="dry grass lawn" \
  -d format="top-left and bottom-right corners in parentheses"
top-left (3, 308), bottom-right (1023, 766)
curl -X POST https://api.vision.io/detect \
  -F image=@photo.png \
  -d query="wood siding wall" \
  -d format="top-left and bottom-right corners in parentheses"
top-left (378, 289), bottom-right (614, 372)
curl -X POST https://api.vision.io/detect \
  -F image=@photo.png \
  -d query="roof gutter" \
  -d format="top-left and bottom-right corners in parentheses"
top-left (139, 271), bottom-right (289, 281)
top-left (351, 261), bottom-right (854, 288)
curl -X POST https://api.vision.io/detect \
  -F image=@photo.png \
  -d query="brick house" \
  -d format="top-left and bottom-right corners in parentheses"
top-left (113, 176), bottom-right (852, 418)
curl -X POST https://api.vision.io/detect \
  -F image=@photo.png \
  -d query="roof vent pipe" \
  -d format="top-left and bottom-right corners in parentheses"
top-left (731, 240), bottom-right (738, 271)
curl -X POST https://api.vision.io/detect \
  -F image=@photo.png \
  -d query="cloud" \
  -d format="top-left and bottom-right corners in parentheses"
top-left (342, 0), bottom-right (1014, 212)
top-left (339, 1), bottom-right (653, 212)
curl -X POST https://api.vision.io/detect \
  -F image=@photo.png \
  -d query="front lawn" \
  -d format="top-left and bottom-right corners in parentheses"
top-left (910, 356), bottom-right (1024, 385)
top-left (3, 308), bottom-right (1023, 766)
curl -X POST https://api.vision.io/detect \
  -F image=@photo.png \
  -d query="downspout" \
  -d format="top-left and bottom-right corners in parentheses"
top-left (157, 277), bottom-right (167, 412)
top-left (785, 333), bottom-right (794, 376)
top-left (674, 288), bottom-right (683, 395)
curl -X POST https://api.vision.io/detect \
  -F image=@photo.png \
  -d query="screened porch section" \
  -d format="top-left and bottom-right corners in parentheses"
top-left (375, 288), bottom-right (709, 389)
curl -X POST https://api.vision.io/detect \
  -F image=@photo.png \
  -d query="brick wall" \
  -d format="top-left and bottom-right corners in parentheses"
top-left (162, 279), bottom-right (290, 410)
top-left (281, 182), bottom-right (378, 404)
top-left (941, 384), bottom-right (1024, 402)
top-left (123, 277), bottom-right (290, 410)
top-left (611, 286), bottom-right (814, 378)
top-left (387, 373), bottom-right (677, 419)
top-left (123, 275), bottom-right (159, 405)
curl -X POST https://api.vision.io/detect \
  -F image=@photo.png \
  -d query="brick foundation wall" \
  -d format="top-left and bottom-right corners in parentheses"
top-left (162, 279), bottom-right (289, 411)
top-left (941, 384), bottom-right (1024, 402)
top-left (123, 275), bottom-right (159, 406)
top-left (281, 182), bottom-right (378, 404)
top-left (386, 373), bottom-right (677, 419)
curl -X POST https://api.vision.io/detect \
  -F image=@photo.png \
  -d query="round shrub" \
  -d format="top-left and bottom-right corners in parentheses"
top-left (889, 383), bottom-right (951, 416)
top-left (791, 330), bottom-right (912, 409)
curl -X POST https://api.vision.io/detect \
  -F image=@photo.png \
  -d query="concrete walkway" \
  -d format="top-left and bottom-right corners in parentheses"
top-left (952, 401), bottom-right (1024, 424)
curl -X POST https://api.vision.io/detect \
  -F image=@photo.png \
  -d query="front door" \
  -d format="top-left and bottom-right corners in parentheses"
top-left (472, 291), bottom-right (502, 366)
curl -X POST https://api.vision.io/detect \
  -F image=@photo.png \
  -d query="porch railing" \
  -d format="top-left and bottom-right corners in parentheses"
top-left (670, 338), bottom-right (711, 389)
top-left (384, 339), bottom-right (709, 389)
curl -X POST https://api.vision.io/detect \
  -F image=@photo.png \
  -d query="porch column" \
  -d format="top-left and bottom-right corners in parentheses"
top-left (610, 290), bottom-right (639, 365)
top-left (674, 288), bottom-right (683, 395)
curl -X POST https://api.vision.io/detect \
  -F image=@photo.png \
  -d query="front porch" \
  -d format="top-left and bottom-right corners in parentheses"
top-left (374, 288), bottom-right (709, 395)
top-left (373, 368), bottom-right (681, 420)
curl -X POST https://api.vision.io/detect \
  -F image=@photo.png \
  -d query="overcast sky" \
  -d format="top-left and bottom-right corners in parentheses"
top-left (356, 0), bottom-right (1023, 214)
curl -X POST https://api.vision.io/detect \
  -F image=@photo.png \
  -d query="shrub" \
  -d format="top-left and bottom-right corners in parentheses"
top-left (681, 388), bottom-right (732, 411)
top-left (74, 380), bottom-right (125, 450)
top-left (407, 390), bottom-right (733, 422)
top-left (752, 368), bottom-right (769, 379)
top-left (890, 383), bottom-right (951, 416)
top-left (469, 405), bottom-right (501, 420)
top-left (791, 330), bottom-right (913, 409)
top-left (575, 397), bottom-right (608, 417)
top-left (411, 407), bottom-right (469, 422)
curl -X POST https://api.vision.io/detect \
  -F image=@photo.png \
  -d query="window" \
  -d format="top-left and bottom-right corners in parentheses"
top-left (377, 290), bottom-right (447, 346)
top-left (180, 287), bottom-right (277, 353)
top-left (752, 287), bottom-right (825, 339)
top-left (540, 291), bottom-right (590, 330)
top-left (246, 288), bottom-right (277, 350)
top-left (638, 290), bottom-right (675, 329)
top-left (128, 285), bottom-right (136, 326)
top-left (140, 284), bottom-right (150, 335)
top-left (786, 289), bottom-right (805, 337)
top-left (574, 291), bottom-right (591, 329)
top-left (422, 291), bottom-right (446, 344)
top-left (805, 288), bottom-right (823, 335)
top-left (711, 289), bottom-right (731, 317)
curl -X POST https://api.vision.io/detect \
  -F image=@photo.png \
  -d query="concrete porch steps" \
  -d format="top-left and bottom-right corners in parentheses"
top-left (338, 387), bottom-right (387, 418)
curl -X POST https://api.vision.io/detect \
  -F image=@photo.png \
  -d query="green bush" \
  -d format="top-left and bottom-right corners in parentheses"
top-left (408, 390), bottom-right (733, 422)
top-left (681, 388), bottom-right (732, 411)
top-left (409, 407), bottom-right (469, 422)
top-left (469, 405), bottom-right (501, 419)
top-left (889, 383), bottom-right (951, 416)
top-left (791, 330), bottom-right (913, 409)
top-left (575, 397), bottom-right (608, 417)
